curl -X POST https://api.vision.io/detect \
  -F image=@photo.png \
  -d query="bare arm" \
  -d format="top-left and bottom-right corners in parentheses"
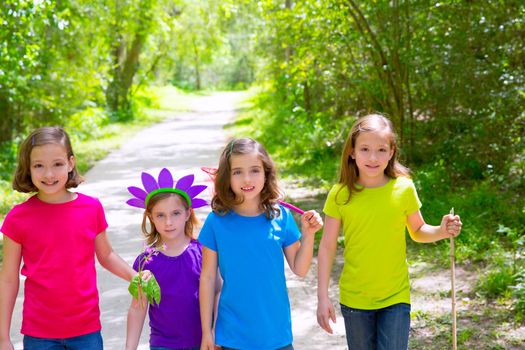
top-left (407, 210), bottom-right (462, 243)
top-left (200, 247), bottom-right (218, 350)
top-left (95, 231), bottom-right (136, 281)
top-left (125, 297), bottom-right (148, 350)
top-left (0, 236), bottom-right (22, 350)
top-left (213, 270), bottom-right (223, 332)
top-left (316, 215), bottom-right (340, 334)
top-left (283, 210), bottom-right (323, 277)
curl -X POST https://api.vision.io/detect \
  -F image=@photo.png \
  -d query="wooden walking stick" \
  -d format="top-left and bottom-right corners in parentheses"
top-left (450, 207), bottom-right (457, 350)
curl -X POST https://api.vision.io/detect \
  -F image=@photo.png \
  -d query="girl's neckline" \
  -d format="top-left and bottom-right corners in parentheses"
top-left (231, 209), bottom-right (265, 218)
top-left (158, 239), bottom-right (195, 258)
top-left (34, 192), bottom-right (79, 205)
top-left (356, 177), bottom-right (394, 190)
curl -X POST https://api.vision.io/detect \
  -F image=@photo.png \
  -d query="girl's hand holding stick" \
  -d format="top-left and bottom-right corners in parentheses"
top-left (449, 207), bottom-right (457, 350)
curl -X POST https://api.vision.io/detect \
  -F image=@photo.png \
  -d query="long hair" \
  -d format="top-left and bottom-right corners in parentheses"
top-left (13, 126), bottom-right (83, 192)
top-left (141, 192), bottom-right (200, 247)
top-left (212, 138), bottom-right (281, 219)
top-left (337, 114), bottom-right (410, 203)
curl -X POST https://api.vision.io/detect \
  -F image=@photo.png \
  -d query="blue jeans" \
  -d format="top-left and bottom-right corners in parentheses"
top-left (222, 345), bottom-right (293, 350)
top-left (23, 330), bottom-right (103, 350)
top-left (340, 303), bottom-right (410, 350)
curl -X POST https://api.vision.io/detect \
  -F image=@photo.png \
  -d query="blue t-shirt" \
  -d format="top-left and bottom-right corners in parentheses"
top-left (198, 205), bottom-right (301, 350)
top-left (133, 239), bottom-right (202, 348)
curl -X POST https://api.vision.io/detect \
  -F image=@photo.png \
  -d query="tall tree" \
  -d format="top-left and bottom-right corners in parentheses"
top-left (105, 0), bottom-right (162, 119)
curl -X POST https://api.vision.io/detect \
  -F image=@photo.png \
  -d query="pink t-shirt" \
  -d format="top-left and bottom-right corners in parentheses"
top-left (1, 193), bottom-right (108, 338)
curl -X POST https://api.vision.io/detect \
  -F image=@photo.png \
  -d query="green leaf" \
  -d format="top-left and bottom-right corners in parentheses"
top-left (143, 274), bottom-right (161, 306)
top-left (128, 273), bottom-right (161, 306)
top-left (128, 274), bottom-right (140, 300)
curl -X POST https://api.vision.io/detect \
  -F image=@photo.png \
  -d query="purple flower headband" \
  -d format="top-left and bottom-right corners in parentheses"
top-left (126, 168), bottom-right (208, 209)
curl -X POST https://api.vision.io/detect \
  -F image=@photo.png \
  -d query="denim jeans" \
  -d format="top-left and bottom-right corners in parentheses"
top-left (340, 303), bottom-right (410, 350)
top-left (23, 330), bottom-right (103, 350)
top-left (221, 345), bottom-right (293, 350)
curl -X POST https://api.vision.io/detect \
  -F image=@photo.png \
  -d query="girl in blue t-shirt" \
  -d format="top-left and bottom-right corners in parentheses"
top-left (316, 114), bottom-right (463, 349)
top-left (125, 169), bottom-right (212, 350)
top-left (199, 138), bottom-right (323, 350)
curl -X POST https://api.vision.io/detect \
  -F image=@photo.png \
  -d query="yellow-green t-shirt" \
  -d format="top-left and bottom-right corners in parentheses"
top-left (323, 177), bottom-right (421, 310)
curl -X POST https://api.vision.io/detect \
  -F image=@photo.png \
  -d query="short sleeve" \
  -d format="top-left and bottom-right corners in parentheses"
top-left (323, 184), bottom-right (344, 220)
top-left (404, 179), bottom-right (422, 215)
top-left (198, 212), bottom-right (218, 251)
top-left (95, 199), bottom-right (109, 234)
top-left (132, 254), bottom-right (142, 272)
top-left (282, 208), bottom-right (301, 248)
top-left (1, 206), bottom-right (23, 244)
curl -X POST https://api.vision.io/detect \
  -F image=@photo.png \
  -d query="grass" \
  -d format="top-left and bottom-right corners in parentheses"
top-left (153, 85), bottom-right (200, 112)
top-left (410, 297), bottom-right (524, 349)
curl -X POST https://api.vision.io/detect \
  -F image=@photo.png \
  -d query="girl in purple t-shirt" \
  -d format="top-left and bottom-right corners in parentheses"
top-left (125, 169), bottom-right (214, 350)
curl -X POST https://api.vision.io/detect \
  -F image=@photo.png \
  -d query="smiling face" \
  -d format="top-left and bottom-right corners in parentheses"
top-left (229, 151), bottom-right (266, 204)
top-left (149, 194), bottom-right (191, 243)
top-left (30, 143), bottom-right (75, 202)
top-left (351, 130), bottom-right (394, 185)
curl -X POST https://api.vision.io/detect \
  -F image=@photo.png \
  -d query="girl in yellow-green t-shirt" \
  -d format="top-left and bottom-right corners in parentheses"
top-left (316, 114), bottom-right (463, 349)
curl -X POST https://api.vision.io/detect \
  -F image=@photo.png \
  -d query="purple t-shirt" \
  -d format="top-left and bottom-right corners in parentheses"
top-left (133, 239), bottom-right (202, 348)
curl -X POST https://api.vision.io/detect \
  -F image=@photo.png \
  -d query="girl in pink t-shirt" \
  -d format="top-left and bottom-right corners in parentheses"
top-left (0, 126), bottom-right (137, 350)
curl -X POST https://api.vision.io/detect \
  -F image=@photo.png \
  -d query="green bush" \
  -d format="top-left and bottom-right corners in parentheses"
top-left (512, 270), bottom-right (525, 322)
top-left (0, 141), bottom-right (19, 181)
top-left (477, 266), bottom-right (515, 299)
top-left (0, 180), bottom-right (28, 221)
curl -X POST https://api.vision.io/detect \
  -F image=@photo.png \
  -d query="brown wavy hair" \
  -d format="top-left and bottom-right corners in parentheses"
top-left (211, 138), bottom-right (281, 219)
top-left (141, 192), bottom-right (200, 247)
top-left (13, 126), bottom-right (84, 193)
top-left (337, 114), bottom-right (411, 203)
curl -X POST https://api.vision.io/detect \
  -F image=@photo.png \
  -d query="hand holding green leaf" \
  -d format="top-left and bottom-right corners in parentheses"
top-left (128, 244), bottom-right (162, 306)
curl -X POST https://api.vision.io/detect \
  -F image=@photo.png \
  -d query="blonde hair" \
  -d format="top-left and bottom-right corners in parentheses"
top-left (337, 114), bottom-right (410, 203)
top-left (141, 192), bottom-right (199, 247)
top-left (212, 138), bottom-right (281, 219)
top-left (13, 126), bottom-right (83, 192)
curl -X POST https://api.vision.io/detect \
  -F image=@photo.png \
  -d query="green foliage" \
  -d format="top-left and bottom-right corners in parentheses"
top-left (512, 270), bottom-right (525, 321)
top-left (0, 141), bottom-right (19, 181)
top-left (252, 0), bottom-right (524, 187)
top-left (128, 273), bottom-right (161, 306)
top-left (0, 180), bottom-right (28, 221)
top-left (0, 0), bottom-right (112, 140)
top-left (66, 108), bottom-right (109, 143)
top-left (240, 0), bottom-right (524, 321)
top-left (477, 267), bottom-right (515, 299)
top-left (158, 0), bottom-right (258, 91)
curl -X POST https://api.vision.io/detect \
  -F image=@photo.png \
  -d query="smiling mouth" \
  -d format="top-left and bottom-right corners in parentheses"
top-left (241, 186), bottom-right (255, 191)
top-left (42, 180), bottom-right (59, 186)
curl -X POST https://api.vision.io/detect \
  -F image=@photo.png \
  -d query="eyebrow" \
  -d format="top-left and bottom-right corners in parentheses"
top-left (31, 158), bottom-right (67, 163)
top-left (357, 143), bottom-right (389, 147)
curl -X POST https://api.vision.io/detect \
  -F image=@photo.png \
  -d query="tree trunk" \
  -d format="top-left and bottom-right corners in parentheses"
top-left (106, 0), bottom-right (151, 119)
top-left (106, 39), bottom-right (126, 116)
top-left (192, 37), bottom-right (202, 90)
top-left (346, 0), bottom-right (409, 142)
top-left (0, 93), bottom-right (13, 143)
top-left (285, 0), bottom-right (293, 62)
top-left (304, 80), bottom-right (311, 115)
